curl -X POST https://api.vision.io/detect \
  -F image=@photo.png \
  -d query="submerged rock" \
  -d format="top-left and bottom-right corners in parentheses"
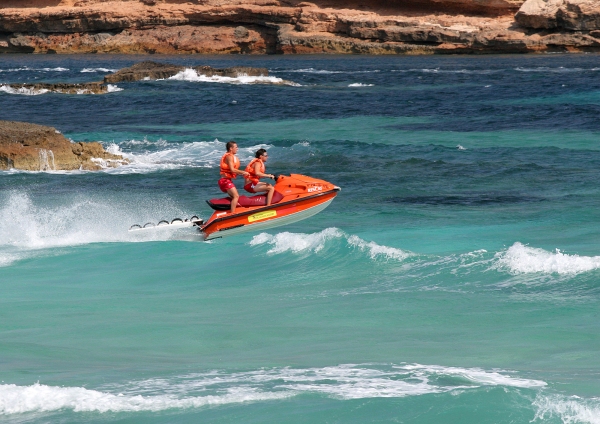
top-left (0, 120), bottom-right (128, 171)
top-left (103, 61), bottom-right (269, 83)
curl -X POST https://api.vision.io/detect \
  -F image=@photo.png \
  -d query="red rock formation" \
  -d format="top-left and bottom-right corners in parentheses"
top-left (0, 121), bottom-right (128, 171)
top-left (0, 0), bottom-right (599, 54)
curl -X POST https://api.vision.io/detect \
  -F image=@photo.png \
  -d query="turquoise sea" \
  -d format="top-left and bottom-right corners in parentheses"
top-left (1, 54), bottom-right (600, 423)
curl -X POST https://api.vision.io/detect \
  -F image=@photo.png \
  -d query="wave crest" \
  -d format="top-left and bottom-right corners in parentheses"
top-left (494, 242), bottom-right (600, 275)
top-left (250, 228), bottom-right (412, 261)
top-left (167, 69), bottom-right (300, 86)
top-left (533, 394), bottom-right (600, 424)
top-left (0, 363), bottom-right (546, 415)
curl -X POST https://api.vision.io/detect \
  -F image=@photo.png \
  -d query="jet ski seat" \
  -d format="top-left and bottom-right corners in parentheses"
top-left (206, 191), bottom-right (285, 211)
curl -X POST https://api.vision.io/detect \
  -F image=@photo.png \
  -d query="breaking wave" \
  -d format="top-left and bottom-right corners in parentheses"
top-left (249, 228), bottom-right (412, 261)
top-left (0, 363), bottom-right (545, 415)
top-left (0, 191), bottom-right (196, 267)
top-left (103, 139), bottom-right (270, 174)
top-left (106, 84), bottom-right (123, 92)
top-left (348, 83), bottom-right (374, 87)
top-left (167, 69), bottom-right (300, 86)
top-left (0, 85), bottom-right (48, 96)
top-left (81, 67), bottom-right (117, 73)
top-left (0, 67), bottom-right (69, 72)
top-left (0, 84), bottom-right (123, 95)
top-left (494, 242), bottom-right (600, 275)
top-left (533, 394), bottom-right (600, 424)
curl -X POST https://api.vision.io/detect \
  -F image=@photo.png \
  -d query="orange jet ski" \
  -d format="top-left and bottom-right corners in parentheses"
top-left (198, 174), bottom-right (340, 240)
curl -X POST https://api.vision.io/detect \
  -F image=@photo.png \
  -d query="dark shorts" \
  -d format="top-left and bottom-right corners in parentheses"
top-left (244, 182), bottom-right (257, 193)
top-left (218, 178), bottom-right (235, 193)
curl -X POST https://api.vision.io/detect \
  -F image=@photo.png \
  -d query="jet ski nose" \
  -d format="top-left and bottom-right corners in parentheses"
top-left (334, 186), bottom-right (341, 191)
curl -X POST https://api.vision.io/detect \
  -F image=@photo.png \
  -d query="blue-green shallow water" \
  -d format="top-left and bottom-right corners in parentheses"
top-left (2, 54), bottom-right (600, 423)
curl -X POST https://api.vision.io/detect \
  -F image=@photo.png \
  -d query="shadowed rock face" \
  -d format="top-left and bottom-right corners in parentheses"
top-left (0, 120), bottom-right (128, 171)
top-left (103, 61), bottom-right (269, 83)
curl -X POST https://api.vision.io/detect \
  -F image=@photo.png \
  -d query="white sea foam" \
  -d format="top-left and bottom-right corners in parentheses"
top-left (0, 191), bottom-right (195, 265)
top-left (0, 84), bottom-right (121, 95)
top-left (81, 67), bottom-right (117, 73)
top-left (249, 227), bottom-right (345, 254)
top-left (107, 139), bottom-right (269, 174)
top-left (514, 66), bottom-right (594, 73)
top-left (494, 242), bottom-right (600, 275)
top-left (0, 383), bottom-right (290, 414)
top-left (347, 235), bottom-right (412, 261)
top-left (106, 84), bottom-right (123, 92)
top-left (456, 144), bottom-right (467, 150)
top-left (348, 83), bottom-right (374, 87)
top-left (167, 68), bottom-right (300, 86)
top-left (273, 68), bottom-right (379, 74)
top-left (533, 394), bottom-right (600, 424)
top-left (0, 67), bottom-right (69, 72)
top-left (0, 363), bottom-right (546, 415)
top-left (0, 85), bottom-right (49, 95)
top-left (280, 68), bottom-right (343, 74)
top-left (250, 228), bottom-right (412, 261)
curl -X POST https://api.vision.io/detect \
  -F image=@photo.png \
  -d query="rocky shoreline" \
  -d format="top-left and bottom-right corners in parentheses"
top-left (0, 120), bottom-right (128, 171)
top-left (1, 0), bottom-right (600, 55)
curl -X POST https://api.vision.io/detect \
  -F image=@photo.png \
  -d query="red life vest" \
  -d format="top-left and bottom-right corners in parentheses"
top-left (245, 158), bottom-right (265, 184)
top-left (220, 153), bottom-right (240, 179)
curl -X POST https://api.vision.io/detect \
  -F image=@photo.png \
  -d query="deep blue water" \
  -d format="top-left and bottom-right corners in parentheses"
top-left (1, 54), bottom-right (600, 423)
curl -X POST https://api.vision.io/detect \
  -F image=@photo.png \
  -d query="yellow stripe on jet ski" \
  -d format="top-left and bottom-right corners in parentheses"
top-left (248, 210), bottom-right (277, 222)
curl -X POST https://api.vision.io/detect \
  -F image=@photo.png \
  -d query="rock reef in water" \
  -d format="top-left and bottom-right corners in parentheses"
top-left (1, 82), bottom-right (109, 94)
top-left (103, 61), bottom-right (269, 83)
top-left (1, 0), bottom-right (600, 54)
top-left (0, 120), bottom-right (128, 171)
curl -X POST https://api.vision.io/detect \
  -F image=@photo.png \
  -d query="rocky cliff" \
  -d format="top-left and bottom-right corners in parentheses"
top-left (1, 0), bottom-right (600, 54)
top-left (0, 120), bottom-right (128, 171)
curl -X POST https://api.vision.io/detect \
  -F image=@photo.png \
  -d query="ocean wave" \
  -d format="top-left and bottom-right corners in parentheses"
top-left (0, 363), bottom-right (545, 414)
top-left (272, 68), bottom-right (379, 74)
top-left (0, 191), bottom-right (193, 261)
top-left (0, 67), bottom-right (69, 72)
top-left (533, 394), bottom-right (600, 424)
top-left (167, 69), bottom-right (300, 86)
top-left (104, 139), bottom-right (270, 174)
top-left (392, 68), bottom-right (499, 74)
top-left (0, 85), bottom-right (49, 96)
top-left (106, 84), bottom-right (123, 92)
top-left (348, 83), bottom-right (374, 87)
top-left (514, 66), bottom-right (598, 73)
top-left (493, 242), bottom-right (600, 275)
top-left (81, 67), bottom-right (117, 73)
top-left (249, 228), bottom-right (412, 261)
top-left (0, 84), bottom-right (122, 95)
top-left (0, 383), bottom-right (289, 414)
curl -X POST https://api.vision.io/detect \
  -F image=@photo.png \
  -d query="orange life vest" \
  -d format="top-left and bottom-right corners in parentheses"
top-left (220, 152), bottom-right (240, 179)
top-left (245, 158), bottom-right (265, 184)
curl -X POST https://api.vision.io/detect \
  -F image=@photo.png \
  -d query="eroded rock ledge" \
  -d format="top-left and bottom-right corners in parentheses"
top-left (1, 82), bottom-right (109, 95)
top-left (0, 120), bottom-right (128, 171)
top-left (1, 0), bottom-right (600, 54)
top-left (104, 61), bottom-right (269, 82)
